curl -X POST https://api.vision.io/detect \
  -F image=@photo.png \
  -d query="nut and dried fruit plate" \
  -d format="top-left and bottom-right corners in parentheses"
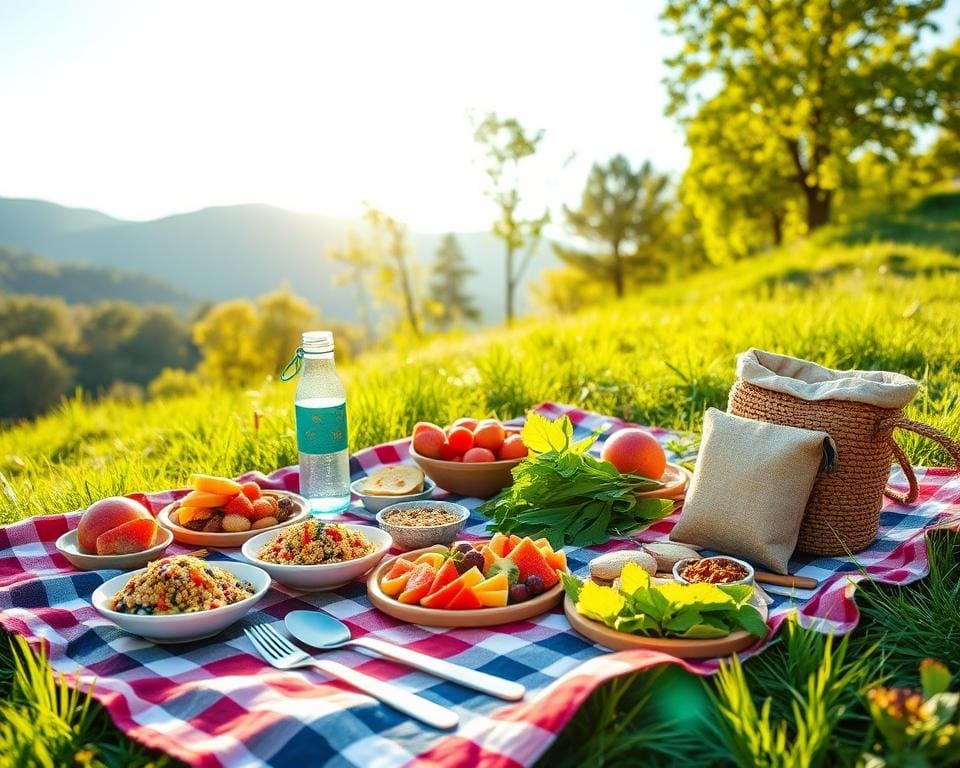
top-left (367, 542), bottom-right (566, 628)
top-left (563, 590), bottom-right (768, 658)
top-left (156, 490), bottom-right (310, 547)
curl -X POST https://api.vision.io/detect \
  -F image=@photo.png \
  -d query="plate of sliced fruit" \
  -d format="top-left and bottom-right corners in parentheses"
top-left (157, 474), bottom-right (310, 547)
top-left (366, 533), bottom-right (568, 628)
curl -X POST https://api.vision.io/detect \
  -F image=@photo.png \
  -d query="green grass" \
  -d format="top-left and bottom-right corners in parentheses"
top-left (1, 194), bottom-right (959, 765)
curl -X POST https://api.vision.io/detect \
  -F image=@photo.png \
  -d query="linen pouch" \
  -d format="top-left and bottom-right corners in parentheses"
top-left (670, 408), bottom-right (837, 574)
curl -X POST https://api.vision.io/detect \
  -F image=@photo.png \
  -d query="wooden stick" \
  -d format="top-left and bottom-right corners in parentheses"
top-left (753, 571), bottom-right (818, 590)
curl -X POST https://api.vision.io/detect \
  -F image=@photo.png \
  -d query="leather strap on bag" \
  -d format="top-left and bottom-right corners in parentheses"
top-left (882, 417), bottom-right (960, 504)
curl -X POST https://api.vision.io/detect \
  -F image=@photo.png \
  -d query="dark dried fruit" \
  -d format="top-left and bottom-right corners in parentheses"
top-left (276, 496), bottom-right (296, 521)
top-left (202, 513), bottom-right (224, 533)
top-left (183, 518), bottom-right (207, 531)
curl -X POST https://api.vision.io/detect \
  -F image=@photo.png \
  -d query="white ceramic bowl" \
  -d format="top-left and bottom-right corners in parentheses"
top-left (672, 555), bottom-right (755, 587)
top-left (350, 477), bottom-right (437, 515)
top-left (91, 560), bottom-right (270, 643)
top-left (375, 501), bottom-right (470, 550)
top-left (56, 527), bottom-right (173, 572)
top-left (240, 522), bottom-right (392, 591)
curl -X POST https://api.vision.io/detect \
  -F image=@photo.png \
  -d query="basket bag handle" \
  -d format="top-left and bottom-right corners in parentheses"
top-left (882, 418), bottom-right (960, 504)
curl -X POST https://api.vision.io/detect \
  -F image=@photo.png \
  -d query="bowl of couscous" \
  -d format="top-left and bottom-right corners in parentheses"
top-left (91, 555), bottom-right (270, 643)
top-left (240, 521), bottom-right (392, 591)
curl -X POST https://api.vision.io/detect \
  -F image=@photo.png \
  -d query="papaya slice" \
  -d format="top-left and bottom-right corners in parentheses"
top-left (181, 490), bottom-right (232, 508)
top-left (188, 474), bottom-right (243, 496)
top-left (385, 557), bottom-right (417, 580)
top-left (476, 589), bottom-right (508, 608)
top-left (507, 537), bottom-right (559, 588)
top-left (380, 571), bottom-right (413, 597)
top-left (487, 532), bottom-right (510, 558)
top-left (425, 560), bottom-right (459, 597)
top-left (545, 549), bottom-right (567, 573)
top-left (474, 572), bottom-right (508, 593)
top-left (446, 584), bottom-right (483, 610)
top-left (398, 563), bottom-right (437, 604)
top-left (420, 567), bottom-right (483, 609)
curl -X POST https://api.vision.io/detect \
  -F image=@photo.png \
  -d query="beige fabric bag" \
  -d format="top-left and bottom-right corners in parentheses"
top-left (670, 408), bottom-right (837, 574)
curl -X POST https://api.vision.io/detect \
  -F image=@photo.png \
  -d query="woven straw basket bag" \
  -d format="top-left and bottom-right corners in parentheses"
top-left (728, 349), bottom-right (960, 556)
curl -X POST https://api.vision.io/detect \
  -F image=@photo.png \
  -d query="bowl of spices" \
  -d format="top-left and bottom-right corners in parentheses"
top-left (376, 500), bottom-right (470, 550)
top-left (673, 555), bottom-right (754, 587)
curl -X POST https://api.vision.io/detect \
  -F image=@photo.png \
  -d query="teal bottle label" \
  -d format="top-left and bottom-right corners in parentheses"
top-left (295, 403), bottom-right (348, 454)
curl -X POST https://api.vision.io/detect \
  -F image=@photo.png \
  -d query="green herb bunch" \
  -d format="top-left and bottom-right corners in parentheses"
top-left (477, 413), bottom-right (673, 548)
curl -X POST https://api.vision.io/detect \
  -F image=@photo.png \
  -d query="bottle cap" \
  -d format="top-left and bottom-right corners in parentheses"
top-left (301, 331), bottom-right (334, 354)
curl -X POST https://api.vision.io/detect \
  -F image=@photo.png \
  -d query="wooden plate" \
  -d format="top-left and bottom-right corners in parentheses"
top-left (156, 490), bottom-right (311, 548)
top-left (564, 594), bottom-right (768, 658)
top-left (635, 463), bottom-right (691, 501)
top-left (367, 543), bottom-right (564, 628)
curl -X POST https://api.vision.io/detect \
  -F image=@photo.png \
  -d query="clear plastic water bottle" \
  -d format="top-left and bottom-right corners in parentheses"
top-left (291, 331), bottom-right (350, 516)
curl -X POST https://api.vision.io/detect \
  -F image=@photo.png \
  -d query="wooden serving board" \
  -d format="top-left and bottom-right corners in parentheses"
top-left (367, 543), bottom-right (565, 628)
top-left (563, 594), bottom-right (768, 658)
top-left (156, 490), bottom-right (310, 548)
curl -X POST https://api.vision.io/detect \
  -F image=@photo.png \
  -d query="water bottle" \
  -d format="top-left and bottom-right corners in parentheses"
top-left (286, 331), bottom-right (350, 516)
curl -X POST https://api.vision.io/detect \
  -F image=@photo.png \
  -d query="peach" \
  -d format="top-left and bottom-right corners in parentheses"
top-left (447, 426), bottom-right (474, 454)
top-left (77, 497), bottom-right (152, 554)
top-left (412, 423), bottom-right (446, 458)
top-left (473, 419), bottom-right (506, 451)
top-left (439, 441), bottom-right (460, 461)
top-left (463, 447), bottom-right (496, 462)
top-left (600, 428), bottom-right (667, 479)
top-left (451, 417), bottom-right (478, 431)
top-left (96, 518), bottom-right (159, 555)
top-left (497, 434), bottom-right (528, 460)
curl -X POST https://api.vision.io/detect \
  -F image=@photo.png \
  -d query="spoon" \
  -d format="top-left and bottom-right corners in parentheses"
top-left (284, 610), bottom-right (525, 701)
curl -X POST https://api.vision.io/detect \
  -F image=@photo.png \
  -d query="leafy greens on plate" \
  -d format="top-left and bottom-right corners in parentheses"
top-left (477, 412), bottom-right (673, 548)
top-left (562, 563), bottom-right (768, 639)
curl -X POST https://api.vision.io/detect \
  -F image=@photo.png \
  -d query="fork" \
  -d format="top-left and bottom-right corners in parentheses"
top-left (243, 624), bottom-right (459, 730)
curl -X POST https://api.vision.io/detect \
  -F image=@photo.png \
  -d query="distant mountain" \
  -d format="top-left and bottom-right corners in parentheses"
top-left (0, 197), bottom-right (558, 324)
top-left (0, 246), bottom-right (196, 309)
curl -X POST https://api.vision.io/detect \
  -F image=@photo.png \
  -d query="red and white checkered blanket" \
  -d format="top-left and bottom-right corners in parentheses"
top-left (1, 402), bottom-right (958, 767)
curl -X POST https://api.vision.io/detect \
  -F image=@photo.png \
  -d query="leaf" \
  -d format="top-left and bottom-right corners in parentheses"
top-left (920, 658), bottom-right (952, 699)
top-left (615, 614), bottom-right (661, 635)
top-left (665, 610), bottom-right (705, 633)
top-left (521, 412), bottom-right (570, 454)
top-left (561, 573), bottom-right (583, 603)
top-left (680, 623), bottom-right (730, 639)
top-left (718, 584), bottom-right (754, 605)
top-left (735, 605), bottom-right (769, 638)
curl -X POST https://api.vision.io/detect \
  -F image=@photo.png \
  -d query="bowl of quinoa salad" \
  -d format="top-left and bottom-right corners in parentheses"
top-left (375, 501), bottom-right (469, 550)
top-left (241, 522), bottom-right (392, 591)
top-left (92, 555), bottom-right (270, 643)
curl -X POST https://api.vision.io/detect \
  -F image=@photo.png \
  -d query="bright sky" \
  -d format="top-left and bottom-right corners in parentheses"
top-left (1, 1), bottom-right (957, 232)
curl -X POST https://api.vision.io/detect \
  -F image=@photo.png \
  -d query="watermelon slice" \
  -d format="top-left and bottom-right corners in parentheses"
top-left (507, 537), bottom-right (559, 588)
top-left (385, 558), bottom-right (417, 580)
top-left (398, 563), bottom-right (437, 604)
top-left (446, 584), bottom-right (483, 610)
top-left (425, 560), bottom-right (459, 597)
top-left (419, 567), bottom-right (484, 609)
top-left (477, 589), bottom-right (508, 608)
top-left (487, 532), bottom-right (510, 557)
top-left (474, 572), bottom-right (508, 592)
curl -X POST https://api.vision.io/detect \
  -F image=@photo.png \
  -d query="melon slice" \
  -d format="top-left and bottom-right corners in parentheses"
top-left (446, 584), bottom-right (483, 610)
top-left (385, 557), bottom-right (417, 580)
top-left (487, 532), bottom-right (510, 557)
top-left (477, 589), bottom-right (508, 608)
top-left (420, 567), bottom-right (483, 609)
top-left (507, 537), bottom-right (559, 589)
top-left (188, 474), bottom-right (243, 496)
top-left (532, 537), bottom-right (553, 552)
top-left (480, 546), bottom-right (496, 573)
top-left (181, 490), bottom-right (232, 508)
top-left (545, 549), bottom-right (567, 573)
top-left (381, 571), bottom-right (413, 596)
top-left (414, 552), bottom-right (445, 569)
top-left (398, 563), bottom-right (437, 604)
top-left (474, 572), bottom-right (508, 593)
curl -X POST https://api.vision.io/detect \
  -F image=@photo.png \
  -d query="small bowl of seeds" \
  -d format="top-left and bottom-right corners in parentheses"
top-left (376, 500), bottom-right (470, 550)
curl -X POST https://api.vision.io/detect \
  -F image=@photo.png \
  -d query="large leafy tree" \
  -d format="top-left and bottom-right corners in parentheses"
top-left (663, 0), bottom-right (955, 232)
top-left (474, 112), bottom-right (549, 326)
top-left (555, 156), bottom-right (671, 296)
top-left (429, 234), bottom-right (480, 329)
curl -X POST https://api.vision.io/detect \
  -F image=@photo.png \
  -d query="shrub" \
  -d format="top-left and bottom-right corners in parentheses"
top-left (0, 338), bottom-right (73, 420)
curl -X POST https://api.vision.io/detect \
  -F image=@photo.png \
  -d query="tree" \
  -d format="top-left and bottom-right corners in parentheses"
top-left (0, 337), bottom-right (72, 420)
top-left (529, 267), bottom-right (608, 316)
top-left (474, 112), bottom-right (549, 325)
top-left (555, 156), bottom-right (671, 296)
top-left (328, 232), bottom-right (376, 345)
top-left (254, 288), bottom-right (318, 375)
top-left (363, 205), bottom-right (422, 337)
top-left (429, 234), bottom-right (480, 329)
top-left (663, 0), bottom-right (956, 232)
top-left (0, 295), bottom-right (77, 349)
top-left (192, 299), bottom-right (261, 386)
top-left (75, 302), bottom-right (143, 392)
top-left (117, 307), bottom-right (197, 385)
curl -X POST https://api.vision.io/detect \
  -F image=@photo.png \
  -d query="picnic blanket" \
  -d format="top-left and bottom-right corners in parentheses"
top-left (1, 401), bottom-right (959, 768)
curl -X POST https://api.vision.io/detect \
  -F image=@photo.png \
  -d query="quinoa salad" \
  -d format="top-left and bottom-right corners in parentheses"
top-left (110, 555), bottom-right (255, 615)
top-left (257, 522), bottom-right (375, 565)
